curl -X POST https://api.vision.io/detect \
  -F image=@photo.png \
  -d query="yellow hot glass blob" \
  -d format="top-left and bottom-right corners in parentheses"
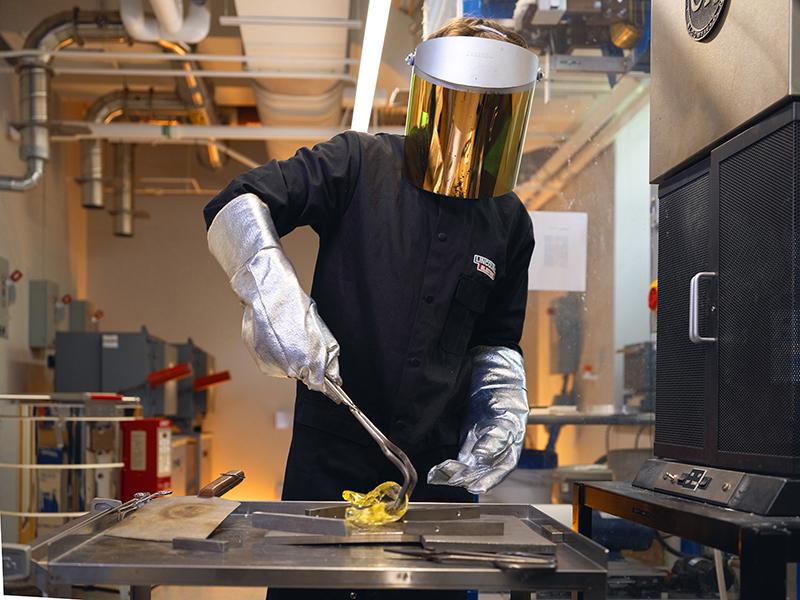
top-left (342, 481), bottom-right (409, 529)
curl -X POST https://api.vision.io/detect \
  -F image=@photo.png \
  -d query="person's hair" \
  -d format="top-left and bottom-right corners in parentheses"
top-left (426, 16), bottom-right (528, 49)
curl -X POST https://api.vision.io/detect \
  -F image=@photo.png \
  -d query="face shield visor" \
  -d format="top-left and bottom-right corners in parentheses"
top-left (403, 36), bottom-right (539, 199)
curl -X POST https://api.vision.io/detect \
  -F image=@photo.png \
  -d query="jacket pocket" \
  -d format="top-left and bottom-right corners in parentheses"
top-left (440, 274), bottom-right (491, 356)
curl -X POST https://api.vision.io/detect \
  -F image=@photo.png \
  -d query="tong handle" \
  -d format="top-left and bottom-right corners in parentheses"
top-left (324, 379), bottom-right (352, 406)
top-left (324, 377), bottom-right (418, 508)
top-left (198, 469), bottom-right (246, 498)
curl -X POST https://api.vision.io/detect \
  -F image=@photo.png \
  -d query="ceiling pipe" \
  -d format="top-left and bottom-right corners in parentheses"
top-left (0, 64), bottom-right (47, 191)
top-left (232, 1), bottom-right (351, 162)
top-left (0, 48), bottom-right (360, 66)
top-left (0, 65), bottom-right (357, 82)
top-left (111, 143), bottom-right (135, 237)
top-left (52, 122), bottom-right (407, 142)
top-left (120, 0), bottom-right (211, 44)
top-left (515, 76), bottom-right (643, 202)
top-left (211, 143), bottom-right (260, 170)
top-left (49, 121), bottom-right (567, 144)
top-left (149, 0), bottom-right (185, 35)
top-left (0, 9), bottom-right (221, 193)
top-left (1, 10), bottom-right (135, 193)
top-left (78, 89), bottom-right (189, 209)
top-left (0, 8), bottom-right (126, 192)
top-left (157, 39), bottom-right (221, 168)
top-left (520, 78), bottom-right (651, 209)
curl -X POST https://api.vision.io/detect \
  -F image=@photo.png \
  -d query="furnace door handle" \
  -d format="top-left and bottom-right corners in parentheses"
top-left (689, 272), bottom-right (717, 344)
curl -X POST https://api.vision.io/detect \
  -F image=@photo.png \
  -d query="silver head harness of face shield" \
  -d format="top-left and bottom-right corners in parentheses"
top-left (403, 35), bottom-right (539, 199)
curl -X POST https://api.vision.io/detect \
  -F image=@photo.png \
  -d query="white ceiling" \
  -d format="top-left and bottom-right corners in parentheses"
top-left (0, 0), bottom-right (627, 159)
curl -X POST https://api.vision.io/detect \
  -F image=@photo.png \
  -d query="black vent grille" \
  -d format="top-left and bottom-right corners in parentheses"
top-left (655, 172), bottom-right (710, 449)
top-left (717, 122), bottom-right (800, 458)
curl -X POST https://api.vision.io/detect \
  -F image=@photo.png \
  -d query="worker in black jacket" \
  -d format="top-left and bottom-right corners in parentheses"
top-left (205, 17), bottom-right (538, 600)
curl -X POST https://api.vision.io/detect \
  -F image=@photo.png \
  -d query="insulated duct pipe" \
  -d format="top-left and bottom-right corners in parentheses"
top-left (157, 39), bottom-right (221, 169)
top-left (80, 89), bottom-right (189, 208)
top-left (112, 144), bottom-right (135, 237)
top-left (121, 0), bottom-right (211, 44)
top-left (1, 9), bottom-right (219, 193)
top-left (1, 9), bottom-right (126, 192)
top-left (0, 64), bottom-right (48, 191)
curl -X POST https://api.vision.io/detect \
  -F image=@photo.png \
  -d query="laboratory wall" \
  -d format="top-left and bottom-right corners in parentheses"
top-left (522, 103), bottom-right (654, 465)
top-left (613, 104), bottom-right (653, 405)
top-left (0, 81), bottom-right (87, 542)
top-left (84, 143), bottom-right (318, 501)
top-left (522, 147), bottom-right (617, 465)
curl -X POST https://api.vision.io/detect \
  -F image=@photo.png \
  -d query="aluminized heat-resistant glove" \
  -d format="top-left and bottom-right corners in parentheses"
top-left (428, 346), bottom-right (529, 495)
top-left (207, 193), bottom-right (342, 398)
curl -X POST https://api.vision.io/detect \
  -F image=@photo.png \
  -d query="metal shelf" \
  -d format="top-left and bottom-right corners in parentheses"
top-left (574, 481), bottom-right (800, 600)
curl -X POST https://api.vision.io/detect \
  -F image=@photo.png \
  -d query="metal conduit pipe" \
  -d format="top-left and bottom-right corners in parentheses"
top-left (1, 9), bottom-right (220, 193)
top-left (2, 64), bottom-right (48, 191)
top-left (1, 9), bottom-right (127, 192)
top-left (111, 144), bottom-right (135, 237)
top-left (158, 39), bottom-right (221, 168)
top-left (79, 89), bottom-right (189, 208)
top-left (5, 9), bottom-right (125, 191)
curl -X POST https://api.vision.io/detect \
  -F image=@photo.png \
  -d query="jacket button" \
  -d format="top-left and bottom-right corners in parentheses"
top-left (409, 357), bottom-right (421, 367)
top-left (424, 295), bottom-right (434, 304)
top-left (437, 232), bottom-right (448, 241)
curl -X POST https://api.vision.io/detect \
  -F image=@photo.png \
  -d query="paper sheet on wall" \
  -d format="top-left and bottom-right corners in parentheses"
top-left (528, 211), bottom-right (588, 292)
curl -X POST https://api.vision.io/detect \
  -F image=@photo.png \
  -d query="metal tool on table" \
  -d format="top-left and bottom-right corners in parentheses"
top-left (105, 469), bottom-right (245, 542)
top-left (325, 377), bottom-right (417, 510)
top-left (385, 548), bottom-right (557, 572)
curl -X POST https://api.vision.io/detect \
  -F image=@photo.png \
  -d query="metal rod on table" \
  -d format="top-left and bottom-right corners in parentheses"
top-left (325, 379), bottom-right (417, 509)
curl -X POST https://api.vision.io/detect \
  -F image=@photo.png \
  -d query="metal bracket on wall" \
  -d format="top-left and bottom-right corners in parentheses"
top-left (0, 256), bottom-right (9, 338)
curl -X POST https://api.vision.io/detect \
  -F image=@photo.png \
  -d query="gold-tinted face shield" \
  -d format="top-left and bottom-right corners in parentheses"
top-left (403, 36), bottom-right (538, 199)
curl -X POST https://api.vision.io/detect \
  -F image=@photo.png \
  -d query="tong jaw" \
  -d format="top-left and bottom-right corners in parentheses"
top-left (325, 378), bottom-right (418, 510)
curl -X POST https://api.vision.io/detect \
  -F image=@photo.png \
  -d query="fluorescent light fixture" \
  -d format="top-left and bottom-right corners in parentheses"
top-left (351, 0), bottom-right (392, 132)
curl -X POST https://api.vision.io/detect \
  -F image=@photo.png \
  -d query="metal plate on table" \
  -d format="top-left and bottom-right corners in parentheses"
top-left (261, 529), bottom-right (419, 546)
top-left (422, 516), bottom-right (556, 555)
top-left (104, 496), bottom-right (240, 542)
top-left (252, 512), bottom-right (349, 535)
top-left (258, 521), bottom-right (506, 546)
top-left (305, 505), bottom-right (481, 521)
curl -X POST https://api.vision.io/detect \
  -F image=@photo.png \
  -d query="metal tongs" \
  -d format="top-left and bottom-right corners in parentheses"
top-left (325, 377), bottom-right (418, 510)
top-left (385, 548), bottom-right (557, 571)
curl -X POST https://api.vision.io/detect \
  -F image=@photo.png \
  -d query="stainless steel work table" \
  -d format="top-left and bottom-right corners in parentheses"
top-left (12, 501), bottom-right (608, 599)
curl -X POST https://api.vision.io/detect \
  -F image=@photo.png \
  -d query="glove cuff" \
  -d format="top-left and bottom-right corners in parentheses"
top-left (469, 346), bottom-right (528, 427)
top-left (207, 193), bottom-right (281, 279)
top-left (428, 346), bottom-right (529, 491)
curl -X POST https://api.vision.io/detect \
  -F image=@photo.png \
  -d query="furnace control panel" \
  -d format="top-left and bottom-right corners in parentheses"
top-left (653, 461), bottom-right (744, 505)
top-left (670, 468), bottom-right (710, 491)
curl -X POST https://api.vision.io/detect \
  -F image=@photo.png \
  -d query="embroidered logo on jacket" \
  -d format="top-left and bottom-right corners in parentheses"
top-left (474, 255), bottom-right (496, 280)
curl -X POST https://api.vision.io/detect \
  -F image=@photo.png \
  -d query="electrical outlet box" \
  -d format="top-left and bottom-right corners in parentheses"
top-left (0, 256), bottom-right (9, 339)
top-left (29, 279), bottom-right (59, 349)
top-left (68, 299), bottom-right (97, 332)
